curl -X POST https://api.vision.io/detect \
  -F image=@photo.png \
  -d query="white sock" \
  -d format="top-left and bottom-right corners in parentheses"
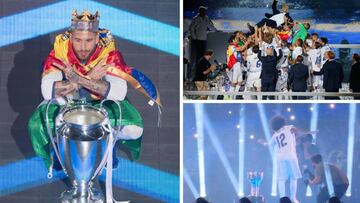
top-left (290, 179), bottom-right (298, 201)
top-left (231, 86), bottom-right (237, 99)
top-left (278, 180), bottom-right (286, 198)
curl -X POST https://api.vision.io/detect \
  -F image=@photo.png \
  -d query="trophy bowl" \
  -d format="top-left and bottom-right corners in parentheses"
top-left (56, 105), bottom-right (110, 203)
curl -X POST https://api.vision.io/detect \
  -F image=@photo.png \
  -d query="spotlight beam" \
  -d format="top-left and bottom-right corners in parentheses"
top-left (256, 104), bottom-right (277, 196)
top-left (184, 168), bottom-right (200, 199)
top-left (346, 104), bottom-right (356, 196)
top-left (310, 104), bottom-right (319, 144)
top-left (194, 104), bottom-right (206, 197)
top-left (203, 114), bottom-right (238, 193)
top-left (238, 105), bottom-right (246, 196)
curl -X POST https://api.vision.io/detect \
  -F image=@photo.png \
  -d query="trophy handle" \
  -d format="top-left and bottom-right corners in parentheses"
top-left (45, 98), bottom-right (68, 178)
top-left (91, 99), bottom-right (122, 180)
top-left (100, 99), bottom-right (122, 137)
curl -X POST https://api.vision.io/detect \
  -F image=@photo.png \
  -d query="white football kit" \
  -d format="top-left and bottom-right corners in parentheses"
top-left (245, 49), bottom-right (262, 91)
top-left (271, 125), bottom-right (302, 180)
top-left (292, 46), bottom-right (303, 60)
top-left (308, 48), bottom-right (323, 89)
top-left (276, 47), bottom-right (290, 92)
top-left (260, 39), bottom-right (279, 56)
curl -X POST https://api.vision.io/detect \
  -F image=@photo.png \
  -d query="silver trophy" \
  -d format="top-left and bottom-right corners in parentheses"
top-left (46, 99), bottom-right (120, 203)
top-left (247, 171), bottom-right (265, 203)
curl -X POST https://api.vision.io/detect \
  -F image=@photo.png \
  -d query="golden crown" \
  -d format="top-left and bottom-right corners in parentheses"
top-left (70, 10), bottom-right (99, 32)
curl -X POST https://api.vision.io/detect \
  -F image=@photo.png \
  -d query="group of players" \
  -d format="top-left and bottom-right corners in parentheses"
top-left (225, 1), bottom-right (333, 99)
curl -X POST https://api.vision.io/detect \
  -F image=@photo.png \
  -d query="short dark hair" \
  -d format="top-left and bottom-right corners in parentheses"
top-left (328, 196), bottom-right (341, 203)
top-left (353, 53), bottom-right (360, 63)
top-left (296, 55), bottom-right (304, 63)
top-left (296, 38), bottom-right (303, 46)
top-left (196, 197), bottom-right (210, 203)
top-left (271, 116), bottom-right (286, 131)
top-left (311, 154), bottom-right (322, 164)
top-left (252, 45), bottom-right (259, 54)
top-left (228, 34), bottom-right (236, 43)
top-left (312, 33), bottom-right (319, 37)
top-left (233, 30), bottom-right (244, 36)
top-left (314, 41), bottom-right (322, 49)
top-left (239, 197), bottom-right (252, 203)
top-left (279, 196), bottom-right (292, 203)
top-left (304, 23), bottom-right (311, 30)
top-left (204, 49), bottom-right (214, 56)
top-left (327, 51), bottom-right (336, 59)
top-left (320, 37), bottom-right (328, 44)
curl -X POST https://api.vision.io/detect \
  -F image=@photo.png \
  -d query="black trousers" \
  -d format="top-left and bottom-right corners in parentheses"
top-left (256, 18), bottom-right (277, 28)
top-left (191, 40), bottom-right (206, 65)
top-left (261, 80), bottom-right (276, 100)
top-left (317, 184), bottom-right (348, 203)
top-left (190, 39), bottom-right (206, 81)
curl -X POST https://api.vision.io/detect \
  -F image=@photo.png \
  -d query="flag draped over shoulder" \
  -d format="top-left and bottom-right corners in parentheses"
top-left (30, 29), bottom-right (160, 169)
top-left (42, 29), bottom-right (161, 105)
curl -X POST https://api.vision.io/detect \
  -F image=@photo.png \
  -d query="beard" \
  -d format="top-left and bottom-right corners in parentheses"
top-left (74, 46), bottom-right (97, 63)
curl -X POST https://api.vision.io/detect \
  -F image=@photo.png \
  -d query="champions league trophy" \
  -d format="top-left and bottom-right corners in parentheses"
top-left (45, 99), bottom-right (124, 203)
top-left (247, 171), bottom-right (265, 203)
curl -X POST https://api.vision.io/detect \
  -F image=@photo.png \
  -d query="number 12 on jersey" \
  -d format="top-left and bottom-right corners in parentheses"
top-left (276, 133), bottom-right (287, 148)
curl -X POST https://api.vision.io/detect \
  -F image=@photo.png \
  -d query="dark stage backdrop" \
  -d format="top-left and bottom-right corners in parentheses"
top-left (0, 1), bottom-right (179, 202)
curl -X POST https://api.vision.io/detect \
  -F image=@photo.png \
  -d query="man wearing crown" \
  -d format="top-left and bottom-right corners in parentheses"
top-left (28, 10), bottom-right (161, 172)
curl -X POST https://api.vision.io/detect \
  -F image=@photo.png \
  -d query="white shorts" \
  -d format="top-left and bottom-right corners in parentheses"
top-left (277, 158), bottom-right (302, 180)
top-left (245, 72), bottom-right (261, 90)
top-left (276, 70), bottom-right (288, 92)
top-left (230, 62), bottom-right (243, 83)
top-left (312, 75), bottom-right (322, 88)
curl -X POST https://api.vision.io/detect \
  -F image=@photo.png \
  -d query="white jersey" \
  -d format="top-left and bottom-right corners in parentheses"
top-left (277, 47), bottom-right (290, 68)
top-left (246, 49), bottom-right (262, 73)
top-left (270, 12), bottom-right (285, 27)
top-left (292, 46), bottom-right (303, 60)
top-left (305, 39), bottom-right (313, 47)
top-left (260, 39), bottom-right (279, 56)
top-left (308, 48), bottom-right (322, 71)
top-left (272, 125), bottom-right (297, 160)
top-left (321, 45), bottom-right (331, 66)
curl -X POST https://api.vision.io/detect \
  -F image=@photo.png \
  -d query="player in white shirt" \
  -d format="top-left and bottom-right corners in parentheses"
top-left (260, 37), bottom-right (279, 56)
top-left (276, 41), bottom-right (290, 93)
top-left (245, 45), bottom-right (262, 99)
top-left (320, 37), bottom-right (331, 66)
top-left (307, 42), bottom-right (323, 91)
top-left (269, 116), bottom-right (318, 203)
top-left (292, 39), bottom-right (304, 62)
top-left (226, 35), bottom-right (251, 99)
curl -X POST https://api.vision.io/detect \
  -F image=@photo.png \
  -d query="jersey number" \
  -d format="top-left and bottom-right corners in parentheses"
top-left (276, 133), bottom-right (287, 148)
top-left (256, 60), bottom-right (262, 68)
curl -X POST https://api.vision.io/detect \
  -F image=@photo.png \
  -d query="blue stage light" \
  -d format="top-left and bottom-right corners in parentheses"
top-left (346, 104), bottom-right (356, 196)
top-left (195, 103), bottom-right (207, 197)
top-left (184, 168), bottom-right (200, 199)
top-left (0, 0), bottom-right (179, 56)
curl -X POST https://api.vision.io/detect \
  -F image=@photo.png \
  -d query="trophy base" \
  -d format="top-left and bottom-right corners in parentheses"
top-left (59, 188), bottom-right (104, 203)
top-left (248, 195), bottom-right (265, 203)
